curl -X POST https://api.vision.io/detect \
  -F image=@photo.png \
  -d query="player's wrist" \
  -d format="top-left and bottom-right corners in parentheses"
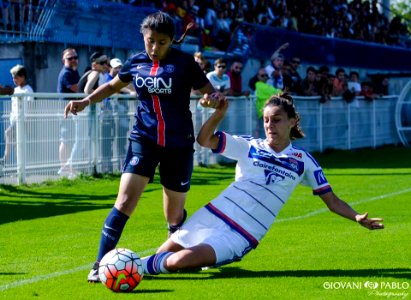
top-left (84, 98), bottom-right (92, 106)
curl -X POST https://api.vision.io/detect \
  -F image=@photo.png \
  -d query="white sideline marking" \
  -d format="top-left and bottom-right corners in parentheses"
top-left (277, 187), bottom-right (411, 222)
top-left (0, 248), bottom-right (157, 292)
top-left (2, 187), bottom-right (411, 291)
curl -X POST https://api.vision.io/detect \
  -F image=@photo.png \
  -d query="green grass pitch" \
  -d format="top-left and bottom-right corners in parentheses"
top-left (0, 146), bottom-right (410, 300)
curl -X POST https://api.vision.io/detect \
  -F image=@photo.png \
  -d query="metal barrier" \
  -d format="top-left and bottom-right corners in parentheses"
top-left (0, 93), bottom-right (400, 185)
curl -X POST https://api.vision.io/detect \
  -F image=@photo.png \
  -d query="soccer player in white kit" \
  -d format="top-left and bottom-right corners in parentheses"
top-left (142, 93), bottom-right (384, 275)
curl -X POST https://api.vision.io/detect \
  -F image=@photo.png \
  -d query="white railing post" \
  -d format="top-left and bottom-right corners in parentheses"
top-left (319, 102), bottom-right (323, 152)
top-left (347, 102), bottom-right (351, 150)
top-left (16, 95), bottom-right (26, 184)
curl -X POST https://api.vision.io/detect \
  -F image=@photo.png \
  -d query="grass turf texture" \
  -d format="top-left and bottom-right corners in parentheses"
top-left (0, 145), bottom-right (410, 300)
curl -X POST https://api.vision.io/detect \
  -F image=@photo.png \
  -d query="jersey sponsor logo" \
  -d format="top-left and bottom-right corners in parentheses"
top-left (130, 156), bottom-right (139, 166)
top-left (314, 169), bottom-right (327, 185)
top-left (134, 74), bottom-right (172, 94)
top-left (254, 161), bottom-right (296, 180)
top-left (264, 169), bottom-right (285, 185)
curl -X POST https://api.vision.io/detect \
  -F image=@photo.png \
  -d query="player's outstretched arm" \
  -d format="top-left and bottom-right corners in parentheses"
top-left (196, 95), bottom-right (228, 149)
top-left (320, 192), bottom-right (384, 230)
top-left (64, 76), bottom-right (128, 118)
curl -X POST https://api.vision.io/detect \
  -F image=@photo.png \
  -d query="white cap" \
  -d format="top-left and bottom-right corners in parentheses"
top-left (110, 58), bottom-right (122, 68)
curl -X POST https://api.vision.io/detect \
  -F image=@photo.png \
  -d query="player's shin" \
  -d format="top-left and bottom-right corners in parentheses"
top-left (97, 207), bottom-right (129, 262)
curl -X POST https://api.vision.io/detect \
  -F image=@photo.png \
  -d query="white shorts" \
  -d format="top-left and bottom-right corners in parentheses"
top-left (171, 207), bottom-right (253, 266)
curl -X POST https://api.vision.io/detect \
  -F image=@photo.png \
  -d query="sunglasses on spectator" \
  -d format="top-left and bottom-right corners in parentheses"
top-left (66, 56), bottom-right (78, 61)
top-left (259, 74), bottom-right (268, 78)
top-left (98, 60), bottom-right (108, 65)
top-left (216, 65), bottom-right (226, 69)
top-left (292, 60), bottom-right (300, 64)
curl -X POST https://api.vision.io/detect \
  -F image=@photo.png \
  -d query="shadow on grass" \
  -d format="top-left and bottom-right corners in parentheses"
top-left (145, 267), bottom-right (411, 280)
top-left (129, 289), bottom-right (174, 294)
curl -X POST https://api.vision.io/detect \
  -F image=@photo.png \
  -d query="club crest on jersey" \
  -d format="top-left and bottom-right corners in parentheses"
top-left (288, 158), bottom-right (300, 172)
top-left (314, 170), bottom-right (327, 185)
top-left (164, 64), bottom-right (175, 73)
top-left (130, 156), bottom-right (139, 166)
top-left (264, 169), bottom-right (285, 185)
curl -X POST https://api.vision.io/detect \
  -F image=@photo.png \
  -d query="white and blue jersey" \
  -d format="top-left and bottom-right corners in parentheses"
top-left (205, 131), bottom-right (332, 248)
top-left (118, 48), bottom-right (209, 148)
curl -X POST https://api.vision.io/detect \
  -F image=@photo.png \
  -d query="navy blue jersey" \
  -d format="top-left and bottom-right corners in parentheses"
top-left (57, 67), bottom-right (80, 93)
top-left (119, 48), bottom-right (209, 148)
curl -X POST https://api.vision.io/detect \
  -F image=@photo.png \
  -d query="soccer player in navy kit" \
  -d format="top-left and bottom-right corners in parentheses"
top-left (63, 12), bottom-right (224, 282)
top-left (141, 93), bottom-right (384, 275)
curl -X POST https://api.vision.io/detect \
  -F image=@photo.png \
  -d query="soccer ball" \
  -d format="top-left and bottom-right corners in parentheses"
top-left (98, 248), bottom-right (144, 292)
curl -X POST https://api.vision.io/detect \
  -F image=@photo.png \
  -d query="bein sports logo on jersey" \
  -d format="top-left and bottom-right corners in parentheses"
top-left (264, 170), bottom-right (285, 185)
top-left (135, 75), bottom-right (172, 94)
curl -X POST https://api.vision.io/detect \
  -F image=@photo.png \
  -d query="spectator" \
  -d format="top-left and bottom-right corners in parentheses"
top-left (373, 76), bottom-right (389, 96)
top-left (265, 43), bottom-right (289, 90)
top-left (347, 71), bottom-right (362, 97)
top-left (78, 51), bottom-right (109, 94)
top-left (285, 57), bottom-right (303, 95)
top-left (102, 58), bottom-right (134, 171)
top-left (57, 48), bottom-right (80, 178)
top-left (360, 81), bottom-right (378, 101)
top-left (193, 51), bottom-right (210, 74)
top-left (76, 51), bottom-right (109, 174)
top-left (332, 68), bottom-right (347, 97)
top-left (227, 60), bottom-right (250, 96)
top-left (1, 64), bottom-right (34, 165)
top-left (317, 65), bottom-right (333, 103)
top-left (211, 9), bottom-right (232, 50)
top-left (345, 70), bottom-right (362, 105)
top-left (300, 66), bottom-right (320, 96)
top-left (255, 68), bottom-right (281, 138)
top-left (206, 58), bottom-right (231, 95)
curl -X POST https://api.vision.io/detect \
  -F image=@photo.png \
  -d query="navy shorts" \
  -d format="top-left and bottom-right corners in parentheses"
top-left (122, 136), bottom-right (194, 193)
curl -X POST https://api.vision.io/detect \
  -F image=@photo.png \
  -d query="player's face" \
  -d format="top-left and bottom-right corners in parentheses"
top-left (263, 105), bottom-right (296, 152)
top-left (143, 30), bottom-right (172, 62)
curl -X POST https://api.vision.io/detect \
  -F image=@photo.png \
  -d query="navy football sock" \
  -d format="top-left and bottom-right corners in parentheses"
top-left (96, 207), bottom-right (129, 262)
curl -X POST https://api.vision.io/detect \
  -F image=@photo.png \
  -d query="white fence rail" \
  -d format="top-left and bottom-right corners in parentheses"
top-left (0, 93), bottom-right (400, 185)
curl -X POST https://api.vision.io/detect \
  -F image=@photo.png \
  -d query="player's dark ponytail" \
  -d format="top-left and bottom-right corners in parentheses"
top-left (140, 11), bottom-right (192, 45)
top-left (264, 92), bottom-right (305, 140)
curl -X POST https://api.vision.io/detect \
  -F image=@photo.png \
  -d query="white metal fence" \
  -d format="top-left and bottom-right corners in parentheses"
top-left (0, 93), bottom-right (400, 185)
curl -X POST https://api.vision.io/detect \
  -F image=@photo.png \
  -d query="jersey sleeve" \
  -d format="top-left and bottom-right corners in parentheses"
top-left (118, 58), bottom-right (133, 83)
top-left (190, 57), bottom-right (210, 91)
top-left (212, 131), bottom-right (250, 160)
top-left (301, 152), bottom-right (332, 195)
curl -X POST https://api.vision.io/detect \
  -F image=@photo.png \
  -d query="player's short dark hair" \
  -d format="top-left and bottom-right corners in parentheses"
top-left (140, 12), bottom-right (175, 40)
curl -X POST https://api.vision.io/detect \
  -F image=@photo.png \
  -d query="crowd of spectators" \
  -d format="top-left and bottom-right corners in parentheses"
top-left (106, 0), bottom-right (410, 51)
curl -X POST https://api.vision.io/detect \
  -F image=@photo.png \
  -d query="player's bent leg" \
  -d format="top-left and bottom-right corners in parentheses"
top-left (166, 244), bottom-right (216, 271)
top-left (163, 188), bottom-right (187, 236)
top-left (142, 244), bottom-right (216, 275)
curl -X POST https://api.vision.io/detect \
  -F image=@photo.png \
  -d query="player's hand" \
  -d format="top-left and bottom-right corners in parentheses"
top-left (355, 212), bottom-right (384, 230)
top-left (199, 92), bottom-right (226, 109)
top-left (63, 99), bottom-right (90, 118)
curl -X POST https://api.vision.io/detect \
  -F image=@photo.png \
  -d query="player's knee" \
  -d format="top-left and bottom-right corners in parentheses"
top-left (165, 253), bottom-right (184, 271)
